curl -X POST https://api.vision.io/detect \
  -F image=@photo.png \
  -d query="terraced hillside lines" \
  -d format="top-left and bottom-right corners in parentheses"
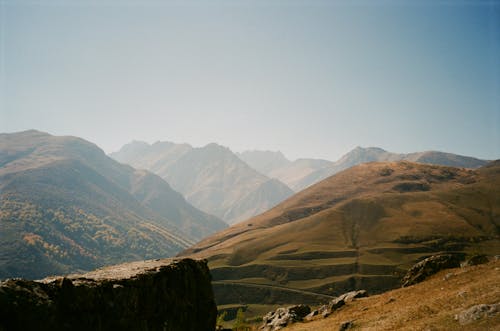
top-left (181, 161), bottom-right (500, 305)
top-left (0, 130), bottom-right (226, 279)
top-left (213, 280), bottom-right (335, 306)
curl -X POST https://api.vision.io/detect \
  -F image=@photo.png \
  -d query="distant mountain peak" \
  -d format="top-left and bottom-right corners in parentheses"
top-left (111, 140), bottom-right (293, 224)
top-left (350, 146), bottom-right (388, 153)
top-left (0, 131), bottom-right (227, 279)
top-left (202, 142), bottom-right (229, 150)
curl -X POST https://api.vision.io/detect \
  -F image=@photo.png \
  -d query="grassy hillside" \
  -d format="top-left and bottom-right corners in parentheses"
top-left (181, 161), bottom-right (500, 305)
top-left (286, 260), bottom-right (500, 331)
top-left (0, 130), bottom-right (226, 279)
top-left (295, 147), bottom-right (488, 191)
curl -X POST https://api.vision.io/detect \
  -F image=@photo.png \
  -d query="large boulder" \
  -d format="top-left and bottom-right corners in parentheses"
top-left (0, 258), bottom-right (217, 331)
top-left (401, 254), bottom-right (462, 287)
top-left (336, 290), bottom-right (368, 303)
top-left (307, 290), bottom-right (368, 320)
top-left (260, 304), bottom-right (311, 331)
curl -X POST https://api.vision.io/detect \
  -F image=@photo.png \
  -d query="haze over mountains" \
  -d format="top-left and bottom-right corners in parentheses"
top-left (0, 130), bottom-right (226, 279)
top-left (110, 141), bottom-right (294, 224)
top-left (239, 147), bottom-right (488, 192)
top-left (182, 160), bottom-right (500, 304)
top-left (1, 129), bottom-right (494, 288)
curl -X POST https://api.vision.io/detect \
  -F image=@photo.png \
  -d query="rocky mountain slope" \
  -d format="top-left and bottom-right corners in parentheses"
top-left (238, 147), bottom-right (487, 192)
top-left (181, 160), bottom-right (500, 305)
top-left (111, 141), bottom-right (293, 224)
top-left (0, 258), bottom-right (217, 331)
top-left (0, 130), bottom-right (226, 279)
top-left (286, 260), bottom-right (500, 331)
top-left (238, 150), bottom-right (333, 192)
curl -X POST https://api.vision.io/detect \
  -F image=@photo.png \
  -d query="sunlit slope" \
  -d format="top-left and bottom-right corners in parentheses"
top-left (181, 161), bottom-right (500, 304)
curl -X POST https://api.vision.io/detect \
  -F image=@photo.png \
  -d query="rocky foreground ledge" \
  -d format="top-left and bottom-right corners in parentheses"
top-left (0, 258), bottom-right (217, 331)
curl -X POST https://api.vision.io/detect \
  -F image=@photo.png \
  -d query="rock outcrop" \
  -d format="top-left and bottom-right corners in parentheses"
top-left (338, 320), bottom-right (354, 331)
top-left (401, 254), bottom-right (462, 287)
top-left (260, 304), bottom-right (311, 331)
top-left (0, 258), bottom-right (217, 331)
top-left (455, 303), bottom-right (499, 325)
top-left (461, 254), bottom-right (489, 267)
top-left (307, 290), bottom-right (368, 319)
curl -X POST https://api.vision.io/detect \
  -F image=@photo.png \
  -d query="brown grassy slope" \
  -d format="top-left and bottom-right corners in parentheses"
top-left (185, 161), bottom-right (497, 254)
top-left (181, 161), bottom-right (500, 303)
top-left (286, 260), bottom-right (500, 331)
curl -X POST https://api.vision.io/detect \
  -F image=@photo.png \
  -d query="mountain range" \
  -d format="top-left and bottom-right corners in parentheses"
top-left (2, 129), bottom-right (495, 290)
top-left (0, 130), bottom-right (226, 279)
top-left (110, 141), bottom-right (294, 224)
top-left (238, 147), bottom-right (488, 192)
top-left (181, 160), bottom-right (500, 305)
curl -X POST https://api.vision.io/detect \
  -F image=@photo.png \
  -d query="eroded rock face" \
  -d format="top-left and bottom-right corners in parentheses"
top-left (0, 258), bottom-right (217, 331)
top-left (462, 254), bottom-right (489, 267)
top-left (401, 254), bottom-right (462, 287)
top-left (260, 304), bottom-right (311, 331)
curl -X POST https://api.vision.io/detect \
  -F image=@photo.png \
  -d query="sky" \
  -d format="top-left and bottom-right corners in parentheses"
top-left (1, 0), bottom-right (499, 161)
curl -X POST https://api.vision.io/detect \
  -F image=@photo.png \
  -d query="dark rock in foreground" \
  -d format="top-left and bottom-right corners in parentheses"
top-left (401, 254), bottom-right (462, 287)
top-left (0, 258), bottom-right (216, 331)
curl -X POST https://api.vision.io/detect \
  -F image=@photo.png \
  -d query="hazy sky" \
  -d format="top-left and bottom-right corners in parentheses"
top-left (1, 0), bottom-right (499, 161)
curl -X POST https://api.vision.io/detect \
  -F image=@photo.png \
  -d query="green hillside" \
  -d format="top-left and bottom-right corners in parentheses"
top-left (0, 130), bottom-right (226, 279)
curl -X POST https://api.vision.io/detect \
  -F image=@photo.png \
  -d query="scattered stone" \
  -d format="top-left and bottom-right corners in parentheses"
top-left (336, 290), bottom-right (368, 302)
top-left (329, 296), bottom-right (346, 311)
top-left (339, 320), bottom-right (354, 331)
top-left (461, 254), bottom-right (489, 267)
top-left (402, 254), bottom-right (462, 287)
top-left (455, 303), bottom-right (499, 325)
top-left (305, 309), bottom-right (319, 321)
top-left (443, 272), bottom-right (454, 280)
top-left (385, 297), bottom-right (396, 304)
top-left (260, 304), bottom-right (311, 331)
top-left (457, 291), bottom-right (467, 299)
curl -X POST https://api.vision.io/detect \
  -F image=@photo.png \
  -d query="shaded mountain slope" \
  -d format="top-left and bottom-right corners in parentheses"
top-left (0, 130), bottom-right (225, 279)
top-left (237, 150), bottom-right (292, 176)
top-left (111, 141), bottom-right (293, 224)
top-left (181, 161), bottom-right (500, 304)
top-left (237, 150), bottom-right (334, 192)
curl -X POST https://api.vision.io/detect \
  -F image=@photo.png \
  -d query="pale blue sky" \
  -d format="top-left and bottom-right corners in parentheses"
top-left (1, 0), bottom-right (499, 161)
